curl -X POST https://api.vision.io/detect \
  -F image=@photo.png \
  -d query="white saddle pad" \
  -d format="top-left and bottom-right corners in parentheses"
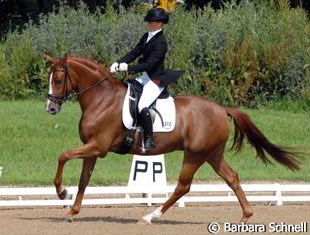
top-left (122, 85), bottom-right (176, 132)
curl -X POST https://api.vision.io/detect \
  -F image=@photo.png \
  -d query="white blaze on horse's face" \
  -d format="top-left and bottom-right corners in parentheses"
top-left (46, 71), bottom-right (62, 115)
top-left (48, 71), bottom-right (53, 95)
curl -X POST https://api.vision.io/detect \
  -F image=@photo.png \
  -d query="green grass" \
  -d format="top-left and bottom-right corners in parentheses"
top-left (0, 100), bottom-right (309, 186)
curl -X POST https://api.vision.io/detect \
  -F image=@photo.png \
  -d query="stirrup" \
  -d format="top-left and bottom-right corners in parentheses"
top-left (144, 137), bottom-right (156, 151)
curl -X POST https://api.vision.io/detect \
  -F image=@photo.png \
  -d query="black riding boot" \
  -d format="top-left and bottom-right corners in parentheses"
top-left (139, 107), bottom-right (155, 150)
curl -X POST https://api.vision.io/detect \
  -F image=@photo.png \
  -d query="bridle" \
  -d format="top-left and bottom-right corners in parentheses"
top-left (48, 63), bottom-right (108, 105)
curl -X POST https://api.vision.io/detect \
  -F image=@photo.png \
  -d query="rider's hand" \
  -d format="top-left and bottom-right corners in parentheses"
top-left (118, 63), bottom-right (128, 72)
top-left (110, 62), bottom-right (119, 73)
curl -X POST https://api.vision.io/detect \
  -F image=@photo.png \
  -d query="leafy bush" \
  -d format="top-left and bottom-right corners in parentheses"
top-left (0, 31), bottom-right (44, 99)
top-left (0, 0), bottom-right (309, 108)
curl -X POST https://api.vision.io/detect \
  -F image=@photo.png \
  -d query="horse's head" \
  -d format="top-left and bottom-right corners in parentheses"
top-left (44, 53), bottom-right (121, 115)
top-left (44, 53), bottom-right (74, 115)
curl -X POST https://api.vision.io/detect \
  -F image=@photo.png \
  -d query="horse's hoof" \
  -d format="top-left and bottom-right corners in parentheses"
top-left (137, 218), bottom-right (152, 225)
top-left (65, 217), bottom-right (74, 223)
top-left (240, 212), bottom-right (253, 223)
top-left (58, 189), bottom-right (68, 200)
top-left (240, 217), bottom-right (249, 223)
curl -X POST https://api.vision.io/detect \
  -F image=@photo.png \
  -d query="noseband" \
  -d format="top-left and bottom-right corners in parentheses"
top-left (48, 64), bottom-right (108, 105)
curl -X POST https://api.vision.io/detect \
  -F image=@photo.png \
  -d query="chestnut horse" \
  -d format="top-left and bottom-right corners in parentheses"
top-left (44, 53), bottom-right (300, 223)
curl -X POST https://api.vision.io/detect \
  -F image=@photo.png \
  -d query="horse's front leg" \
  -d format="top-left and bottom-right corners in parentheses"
top-left (66, 158), bottom-right (97, 222)
top-left (54, 152), bottom-right (70, 199)
top-left (53, 143), bottom-right (103, 202)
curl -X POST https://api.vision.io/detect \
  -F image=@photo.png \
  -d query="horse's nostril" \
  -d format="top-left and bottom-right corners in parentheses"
top-left (46, 99), bottom-right (61, 115)
top-left (48, 107), bottom-right (57, 115)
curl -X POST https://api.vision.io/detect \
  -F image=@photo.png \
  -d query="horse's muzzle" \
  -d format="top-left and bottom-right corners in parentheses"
top-left (46, 100), bottom-right (61, 115)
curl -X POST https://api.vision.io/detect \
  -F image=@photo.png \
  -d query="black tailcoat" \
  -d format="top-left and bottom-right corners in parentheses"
top-left (118, 31), bottom-right (183, 86)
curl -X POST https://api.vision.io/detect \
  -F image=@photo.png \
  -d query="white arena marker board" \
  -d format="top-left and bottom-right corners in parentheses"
top-left (127, 154), bottom-right (167, 194)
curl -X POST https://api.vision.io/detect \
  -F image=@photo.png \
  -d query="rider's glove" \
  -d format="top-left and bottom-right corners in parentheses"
top-left (110, 62), bottom-right (119, 73)
top-left (118, 63), bottom-right (128, 72)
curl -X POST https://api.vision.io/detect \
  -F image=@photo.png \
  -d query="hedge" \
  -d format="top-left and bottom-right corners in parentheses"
top-left (0, 0), bottom-right (309, 107)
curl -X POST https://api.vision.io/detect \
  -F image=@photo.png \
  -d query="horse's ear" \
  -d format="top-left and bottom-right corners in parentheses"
top-left (61, 53), bottom-right (68, 65)
top-left (43, 53), bottom-right (53, 64)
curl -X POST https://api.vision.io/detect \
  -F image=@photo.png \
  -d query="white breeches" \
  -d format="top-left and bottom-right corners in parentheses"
top-left (136, 72), bottom-right (164, 113)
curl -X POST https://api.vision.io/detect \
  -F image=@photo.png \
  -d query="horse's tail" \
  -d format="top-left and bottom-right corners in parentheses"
top-left (226, 108), bottom-right (301, 171)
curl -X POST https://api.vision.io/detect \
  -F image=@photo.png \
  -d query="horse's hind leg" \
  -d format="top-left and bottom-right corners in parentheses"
top-left (208, 156), bottom-right (253, 222)
top-left (139, 152), bottom-right (204, 224)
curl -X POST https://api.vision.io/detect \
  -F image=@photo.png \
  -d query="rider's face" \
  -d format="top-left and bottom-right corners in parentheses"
top-left (146, 21), bottom-right (162, 32)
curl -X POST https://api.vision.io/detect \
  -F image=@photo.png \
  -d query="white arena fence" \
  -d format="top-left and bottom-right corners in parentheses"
top-left (0, 183), bottom-right (310, 207)
top-left (1, 157), bottom-right (309, 207)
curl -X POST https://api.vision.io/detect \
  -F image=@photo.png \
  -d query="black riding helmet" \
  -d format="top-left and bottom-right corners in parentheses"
top-left (144, 8), bottom-right (169, 24)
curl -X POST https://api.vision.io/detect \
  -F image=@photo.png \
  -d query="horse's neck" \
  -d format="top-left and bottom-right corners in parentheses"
top-left (68, 59), bottom-right (126, 112)
top-left (68, 59), bottom-right (105, 88)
